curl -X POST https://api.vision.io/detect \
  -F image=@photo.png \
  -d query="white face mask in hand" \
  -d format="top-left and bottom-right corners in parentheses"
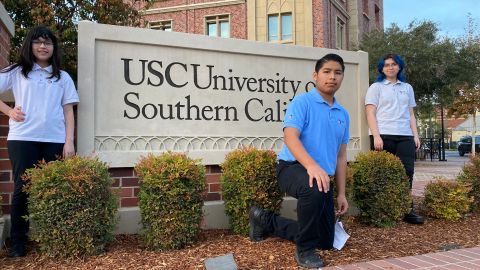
top-left (333, 218), bottom-right (350, 250)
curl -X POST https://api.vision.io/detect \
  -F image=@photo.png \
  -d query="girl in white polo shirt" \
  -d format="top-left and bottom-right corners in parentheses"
top-left (0, 26), bottom-right (79, 257)
top-left (365, 53), bottom-right (424, 225)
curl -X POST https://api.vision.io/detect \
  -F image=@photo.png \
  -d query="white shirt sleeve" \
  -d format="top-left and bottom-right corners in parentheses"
top-left (0, 67), bottom-right (15, 94)
top-left (407, 83), bottom-right (416, 108)
top-left (61, 71), bottom-right (79, 106)
top-left (365, 82), bottom-right (379, 106)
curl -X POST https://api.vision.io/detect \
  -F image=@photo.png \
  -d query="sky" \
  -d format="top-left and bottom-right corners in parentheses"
top-left (383, 0), bottom-right (480, 38)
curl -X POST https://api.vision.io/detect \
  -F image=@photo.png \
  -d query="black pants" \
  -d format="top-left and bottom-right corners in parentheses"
top-left (370, 135), bottom-right (415, 188)
top-left (265, 160), bottom-right (335, 253)
top-left (7, 140), bottom-right (64, 250)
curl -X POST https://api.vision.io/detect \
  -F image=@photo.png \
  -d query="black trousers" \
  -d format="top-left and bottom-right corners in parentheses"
top-left (7, 140), bottom-right (64, 249)
top-left (370, 135), bottom-right (415, 188)
top-left (265, 160), bottom-right (335, 253)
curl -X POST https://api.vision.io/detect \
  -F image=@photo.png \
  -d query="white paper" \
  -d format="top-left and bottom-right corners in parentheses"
top-left (333, 219), bottom-right (350, 250)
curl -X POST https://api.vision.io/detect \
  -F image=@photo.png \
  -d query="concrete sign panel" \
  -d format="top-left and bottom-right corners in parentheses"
top-left (77, 21), bottom-right (370, 167)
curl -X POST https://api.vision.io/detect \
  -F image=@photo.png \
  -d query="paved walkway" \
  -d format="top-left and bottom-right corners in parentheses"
top-left (324, 152), bottom-right (479, 270)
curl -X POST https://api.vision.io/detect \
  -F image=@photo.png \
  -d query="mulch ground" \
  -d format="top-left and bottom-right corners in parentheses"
top-left (2, 212), bottom-right (480, 270)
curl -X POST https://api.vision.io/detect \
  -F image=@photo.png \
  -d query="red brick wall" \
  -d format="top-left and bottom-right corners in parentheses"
top-left (143, 0), bottom-right (247, 39)
top-left (0, 22), bottom-right (11, 67)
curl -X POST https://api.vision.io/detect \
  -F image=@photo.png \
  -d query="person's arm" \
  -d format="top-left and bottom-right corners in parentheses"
top-left (0, 101), bottom-right (25, 122)
top-left (63, 104), bottom-right (75, 158)
top-left (365, 104), bottom-right (383, 150)
top-left (284, 127), bottom-right (330, 192)
top-left (409, 107), bottom-right (420, 150)
top-left (335, 144), bottom-right (348, 215)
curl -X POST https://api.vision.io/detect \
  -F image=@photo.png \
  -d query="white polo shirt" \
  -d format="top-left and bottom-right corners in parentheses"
top-left (0, 64), bottom-right (79, 143)
top-left (365, 79), bottom-right (416, 136)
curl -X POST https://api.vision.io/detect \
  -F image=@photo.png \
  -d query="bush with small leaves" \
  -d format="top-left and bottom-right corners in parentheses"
top-left (24, 156), bottom-right (118, 258)
top-left (424, 178), bottom-right (472, 220)
top-left (352, 151), bottom-right (411, 227)
top-left (457, 155), bottom-right (480, 212)
top-left (221, 147), bottom-right (283, 235)
top-left (135, 152), bottom-right (206, 250)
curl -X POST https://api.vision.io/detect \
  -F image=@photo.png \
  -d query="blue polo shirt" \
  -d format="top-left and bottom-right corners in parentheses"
top-left (277, 89), bottom-right (350, 175)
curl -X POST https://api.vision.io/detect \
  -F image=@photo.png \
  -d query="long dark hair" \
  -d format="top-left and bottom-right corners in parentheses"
top-left (375, 53), bottom-right (406, 82)
top-left (2, 26), bottom-right (61, 80)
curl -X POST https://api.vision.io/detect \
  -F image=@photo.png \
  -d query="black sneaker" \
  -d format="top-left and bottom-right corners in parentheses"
top-left (249, 206), bottom-right (269, 242)
top-left (7, 244), bottom-right (26, 258)
top-left (294, 249), bottom-right (325, 268)
top-left (404, 211), bottom-right (425, 224)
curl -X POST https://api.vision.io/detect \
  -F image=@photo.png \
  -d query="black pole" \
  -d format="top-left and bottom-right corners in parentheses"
top-left (440, 105), bottom-right (447, 161)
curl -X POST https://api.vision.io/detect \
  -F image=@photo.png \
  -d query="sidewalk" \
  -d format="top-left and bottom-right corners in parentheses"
top-left (324, 152), bottom-right (479, 270)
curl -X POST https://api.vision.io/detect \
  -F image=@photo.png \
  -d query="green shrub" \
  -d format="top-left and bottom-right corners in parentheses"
top-left (24, 156), bottom-right (118, 258)
top-left (424, 178), bottom-right (472, 220)
top-left (135, 152), bottom-right (206, 250)
top-left (457, 155), bottom-right (480, 212)
top-left (221, 147), bottom-right (283, 235)
top-left (352, 151), bottom-right (411, 227)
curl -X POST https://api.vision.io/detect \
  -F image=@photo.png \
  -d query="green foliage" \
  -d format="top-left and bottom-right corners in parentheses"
top-left (457, 155), bottom-right (480, 212)
top-left (221, 148), bottom-right (283, 235)
top-left (3, 0), bottom-right (153, 81)
top-left (23, 156), bottom-right (118, 258)
top-left (423, 178), bottom-right (472, 220)
top-left (135, 152), bottom-right (206, 250)
top-left (352, 151), bottom-right (411, 227)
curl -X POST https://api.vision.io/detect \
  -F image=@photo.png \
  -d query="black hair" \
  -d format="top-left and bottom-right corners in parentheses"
top-left (2, 26), bottom-right (61, 80)
top-left (315, 53), bottom-right (345, 72)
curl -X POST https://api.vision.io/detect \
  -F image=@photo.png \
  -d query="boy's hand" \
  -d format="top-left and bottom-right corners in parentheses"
top-left (336, 194), bottom-right (349, 215)
top-left (306, 164), bottom-right (330, 193)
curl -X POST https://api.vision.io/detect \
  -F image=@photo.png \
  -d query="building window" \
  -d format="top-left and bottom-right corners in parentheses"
top-left (336, 17), bottom-right (346, 49)
top-left (206, 15), bottom-right (230, 38)
top-left (375, 4), bottom-right (381, 29)
top-left (268, 13), bottom-right (292, 43)
top-left (149, 20), bottom-right (172, 31)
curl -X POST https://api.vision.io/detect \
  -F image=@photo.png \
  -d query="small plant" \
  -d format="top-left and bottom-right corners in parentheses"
top-left (24, 156), bottom-right (118, 258)
top-left (352, 151), bottom-right (411, 227)
top-left (135, 152), bottom-right (206, 250)
top-left (457, 155), bottom-right (480, 212)
top-left (423, 178), bottom-right (472, 220)
top-left (221, 147), bottom-right (283, 235)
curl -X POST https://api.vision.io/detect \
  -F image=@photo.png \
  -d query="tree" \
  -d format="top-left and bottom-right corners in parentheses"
top-left (447, 16), bottom-right (480, 156)
top-left (3, 0), bottom-right (152, 81)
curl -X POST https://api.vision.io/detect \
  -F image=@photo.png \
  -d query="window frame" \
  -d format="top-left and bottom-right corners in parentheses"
top-left (335, 16), bottom-right (346, 50)
top-left (148, 20), bottom-right (173, 32)
top-left (267, 12), bottom-right (293, 44)
top-left (205, 14), bottom-right (231, 38)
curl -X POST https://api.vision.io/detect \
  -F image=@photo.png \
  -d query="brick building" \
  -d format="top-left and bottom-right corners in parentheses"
top-left (0, 2), bottom-right (14, 214)
top-left (141, 0), bottom-right (383, 50)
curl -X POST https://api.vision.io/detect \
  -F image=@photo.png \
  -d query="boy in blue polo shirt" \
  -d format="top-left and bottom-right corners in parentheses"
top-left (249, 53), bottom-right (350, 269)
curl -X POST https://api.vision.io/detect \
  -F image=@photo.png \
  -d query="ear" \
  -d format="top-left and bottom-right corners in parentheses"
top-left (312, 71), bottom-right (317, 80)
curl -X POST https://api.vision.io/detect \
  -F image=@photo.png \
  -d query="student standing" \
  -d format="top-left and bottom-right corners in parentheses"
top-left (249, 54), bottom-right (349, 269)
top-left (365, 53), bottom-right (424, 224)
top-left (0, 26), bottom-right (79, 257)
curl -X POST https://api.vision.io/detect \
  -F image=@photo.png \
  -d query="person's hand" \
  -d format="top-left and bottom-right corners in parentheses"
top-left (373, 135), bottom-right (383, 150)
top-left (336, 194), bottom-right (348, 215)
top-left (414, 135), bottom-right (421, 150)
top-left (63, 140), bottom-right (75, 158)
top-left (8, 106), bottom-right (25, 122)
top-left (306, 164), bottom-right (330, 193)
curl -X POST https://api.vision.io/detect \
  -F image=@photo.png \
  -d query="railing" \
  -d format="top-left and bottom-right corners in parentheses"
top-left (416, 138), bottom-right (444, 161)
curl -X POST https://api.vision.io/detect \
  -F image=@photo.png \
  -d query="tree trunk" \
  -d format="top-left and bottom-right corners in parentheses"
top-left (473, 111), bottom-right (477, 157)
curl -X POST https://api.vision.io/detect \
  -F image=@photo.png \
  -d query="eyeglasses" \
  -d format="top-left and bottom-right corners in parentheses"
top-left (32, 40), bottom-right (54, 47)
top-left (384, 63), bottom-right (398, 68)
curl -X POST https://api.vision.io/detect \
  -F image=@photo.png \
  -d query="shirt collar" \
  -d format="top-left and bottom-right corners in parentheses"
top-left (32, 63), bottom-right (53, 73)
top-left (309, 88), bottom-right (340, 109)
top-left (382, 79), bottom-right (402, 85)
